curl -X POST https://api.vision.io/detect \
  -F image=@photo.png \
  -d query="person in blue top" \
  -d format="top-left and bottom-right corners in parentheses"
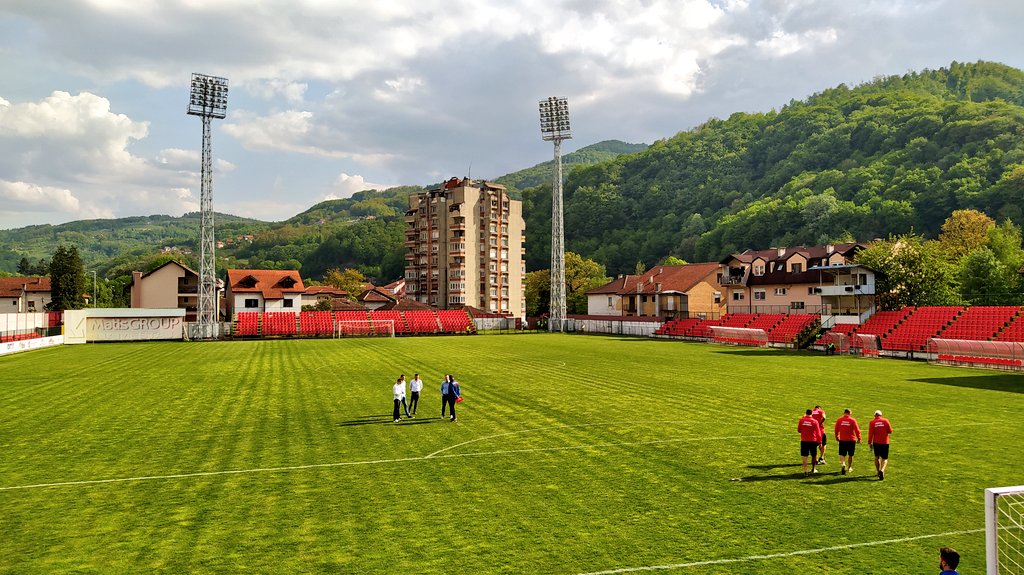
top-left (939, 547), bottom-right (960, 575)
top-left (444, 374), bottom-right (462, 422)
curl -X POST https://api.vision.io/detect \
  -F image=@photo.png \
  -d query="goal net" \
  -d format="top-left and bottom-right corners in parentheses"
top-left (987, 485), bottom-right (1024, 575)
top-left (334, 320), bottom-right (395, 338)
top-left (707, 326), bottom-right (768, 347)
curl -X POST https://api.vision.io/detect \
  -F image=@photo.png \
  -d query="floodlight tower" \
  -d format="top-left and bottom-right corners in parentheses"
top-left (187, 73), bottom-right (229, 339)
top-left (539, 96), bottom-right (571, 332)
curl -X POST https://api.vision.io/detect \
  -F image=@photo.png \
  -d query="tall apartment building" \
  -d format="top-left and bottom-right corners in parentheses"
top-left (404, 178), bottom-right (526, 318)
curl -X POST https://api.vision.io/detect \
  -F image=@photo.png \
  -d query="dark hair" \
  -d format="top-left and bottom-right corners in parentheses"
top-left (843, 408), bottom-right (851, 414)
top-left (814, 405), bottom-right (821, 409)
top-left (805, 409), bottom-right (813, 415)
top-left (940, 547), bottom-right (960, 569)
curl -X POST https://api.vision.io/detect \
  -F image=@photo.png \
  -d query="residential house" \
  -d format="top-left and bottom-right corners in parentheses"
top-left (301, 285), bottom-right (348, 308)
top-left (587, 263), bottom-right (726, 319)
top-left (719, 243), bottom-right (865, 314)
top-left (0, 276), bottom-right (51, 313)
top-left (226, 269), bottom-right (305, 316)
top-left (130, 261), bottom-right (203, 320)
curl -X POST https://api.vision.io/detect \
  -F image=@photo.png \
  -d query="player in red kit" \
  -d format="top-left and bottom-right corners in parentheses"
top-left (833, 408), bottom-right (861, 475)
top-left (798, 408), bottom-right (822, 477)
top-left (867, 410), bottom-right (893, 480)
top-left (811, 405), bottom-right (827, 465)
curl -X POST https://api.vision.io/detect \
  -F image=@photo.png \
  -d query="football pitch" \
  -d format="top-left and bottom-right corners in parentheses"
top-left (1, 334), bottom-right (1022, 574)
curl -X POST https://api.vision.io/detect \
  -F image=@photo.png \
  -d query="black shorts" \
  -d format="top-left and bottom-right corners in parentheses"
top-left (838, 440), bottom-right (857, 457)
top-left (820, 435), bottom-right (828, 446)
top-left (872, 443), bottom-right (890, 459)
top-left (801, 441), bottom-right (819, 457)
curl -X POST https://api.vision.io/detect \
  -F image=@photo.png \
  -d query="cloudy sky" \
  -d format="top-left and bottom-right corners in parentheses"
top-left (1, 0), bottom-right (1021, 230)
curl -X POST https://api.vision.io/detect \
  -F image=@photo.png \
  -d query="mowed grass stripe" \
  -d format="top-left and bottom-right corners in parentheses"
top-left (1, 334), bottom-right (1021, 574)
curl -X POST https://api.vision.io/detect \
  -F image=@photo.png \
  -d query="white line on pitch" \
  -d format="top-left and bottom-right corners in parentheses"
top-left (575, 528), bottom-right (985, 575)
top-left (0, 422), bottom-right (1004, 492)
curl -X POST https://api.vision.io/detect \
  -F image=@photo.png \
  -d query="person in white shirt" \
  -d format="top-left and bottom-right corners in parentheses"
top-left (398, 374), bottom-right (412, 418)
top-left (409, 373), bottom-right (423, 415)
top-left (392, 377), bottom-right (406, 423)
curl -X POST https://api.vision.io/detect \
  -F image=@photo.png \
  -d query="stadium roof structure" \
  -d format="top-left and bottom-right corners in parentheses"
top-left (0, 276), bottom-right (50, 298)
top-left (226, 269), bottom-right (305, 300)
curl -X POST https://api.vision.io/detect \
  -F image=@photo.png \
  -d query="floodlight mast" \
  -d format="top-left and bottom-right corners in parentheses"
top-left (186, 73), bottom-right (229, 339)
top-left (539, 96), bottom-right (571, 333)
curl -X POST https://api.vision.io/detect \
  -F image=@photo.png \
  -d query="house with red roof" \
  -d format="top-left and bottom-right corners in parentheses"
top-left (586, 263), bottom-right (726, 319)
top-left (301, 285), bottom-right (348, 308)
top-left (0, 276), bottom-right (51, 312)
top-left (356, 286), bottom-right (398, 311)
top-left (226, 269), bottom-right (305, 316)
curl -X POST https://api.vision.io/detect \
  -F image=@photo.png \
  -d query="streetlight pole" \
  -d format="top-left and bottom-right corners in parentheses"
top-left (539, 96), bottom-right (572, 332)
top-left (91, 270), bottom-right (97, 308)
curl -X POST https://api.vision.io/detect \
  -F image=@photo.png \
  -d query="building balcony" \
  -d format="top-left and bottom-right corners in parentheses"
top-left (720, 275), bottom-right (746, 286)
top-left (404, 252), bottom-right (416, 261)
top-left (404, 240), bottom-right (417, 248)
top-left (814, 284), bottom-right (875, 296)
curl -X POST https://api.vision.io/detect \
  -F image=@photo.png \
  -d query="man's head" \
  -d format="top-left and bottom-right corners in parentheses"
top-left (843, 408), bottom-right (851, 415)
top-left (874, 410), bottom-right (882, 417)
top-left (414, 373), bottom-right (419, 378)
top-left (939, 547), bottom-right (959, 570)
top-left (814, 405), bottom-right (822, 410)
top-left (806, 409), bottom-right (813, 416)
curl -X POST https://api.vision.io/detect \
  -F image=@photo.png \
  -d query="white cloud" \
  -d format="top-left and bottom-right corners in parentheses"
top-left (324, 173), bottom-right (393, 200)
top-left (0, 180), bottom-right (80, 212)
top-left (756, 27), bottom-right (838, 58)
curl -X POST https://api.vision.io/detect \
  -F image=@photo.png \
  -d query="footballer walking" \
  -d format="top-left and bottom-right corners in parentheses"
top-left (868, 410), bottom-right (893, 480)
top-left (833, 408), bottom-right (861, 475)
top-left (798, 409), bottom-right (822, 477)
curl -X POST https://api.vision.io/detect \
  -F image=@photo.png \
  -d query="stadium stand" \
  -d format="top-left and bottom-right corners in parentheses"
top-left (719, 313), bottom-right (757, 328)
top-left (942, 306), bottom-right (1020, 341)
top-left (767, 314), bottom-right (819, 343)
top-left (299, 311), bottom-right (334, 336)
top-left (368, 310), bottom-right (409, 334)
top-left (654, 317), bottom-right (703, 337)
top-left (235, 312), bottom-right (260, 336)
top-left (747, 313), bottom-right (784, 333)
top-left (995, 308), bottom-right (1024, 342)
top-left (404, 310), bottom-right (441, 334)
top-left (437, 309), bottom-right (474, 333)
top-left (262, 312), bottom-right (298, 336)
top-left (883, 306), bottom-right (962, 352)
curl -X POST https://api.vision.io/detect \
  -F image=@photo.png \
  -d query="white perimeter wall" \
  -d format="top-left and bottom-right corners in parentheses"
top-left (0, 312), bottom-right (48, 333)
top-left (0, 334), bottom-right (63, 356)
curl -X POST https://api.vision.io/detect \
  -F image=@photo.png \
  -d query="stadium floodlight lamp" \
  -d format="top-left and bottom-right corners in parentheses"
top-left (539, 96), bottom-right (571, 332)
top-left (187, 73), bottom-right (229, 119)
top-left (539, 97), bottom-right (571, 142)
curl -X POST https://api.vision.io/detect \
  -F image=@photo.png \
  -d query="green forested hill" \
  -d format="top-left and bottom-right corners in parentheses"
top-left (5, 61), bottom-right (1024, 284)
top-left (523, 61), bottom-right (1024, 274)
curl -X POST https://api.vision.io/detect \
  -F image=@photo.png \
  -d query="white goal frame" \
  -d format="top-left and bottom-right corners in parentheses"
top-left (334, 320), bottom-right (395, 338)
top-left (987, 485), bottom-right (1024, 575)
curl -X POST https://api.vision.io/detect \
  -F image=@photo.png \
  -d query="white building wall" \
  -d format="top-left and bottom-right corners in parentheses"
top-left (587, 294), bottom-right (621, 316)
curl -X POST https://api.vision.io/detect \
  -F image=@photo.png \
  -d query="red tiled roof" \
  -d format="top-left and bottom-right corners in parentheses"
top-left (723, 243), bottom-right (863, 265)
top-left (586, 275), bottom-right (638, 295)
top-left (357, 287), bottom-right (397, 303)
top-left (227, 269), bottom-right (305, 300)
top-left (330, 299), bottom-right (366, 311)
top-left (620, 263), bottom-right (721, 295)
top-left (304, 285), bottom-right (347, 297)
top-left (0, 276), bottom-right (50, 297)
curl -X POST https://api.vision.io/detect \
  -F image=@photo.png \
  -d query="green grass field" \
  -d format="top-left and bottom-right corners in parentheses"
top-left (1, 334), bottom-right (1022, 574)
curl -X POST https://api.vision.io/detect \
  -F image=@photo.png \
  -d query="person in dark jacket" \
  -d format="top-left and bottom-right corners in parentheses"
top-left (445, 374), bottom-right (462, 422)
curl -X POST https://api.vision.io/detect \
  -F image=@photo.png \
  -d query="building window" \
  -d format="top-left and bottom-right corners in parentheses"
top-left (790, 301), bottom-right (805, 310)
top-left (774, 287), bottom-right (788, 296)
top-left (732, 292), bottom-right (745, 301)
top-left (714, 292), bottom-right (721, 304)
top-left (753, 264), bottom-right (765, 276)
top-left (244, 298), bottom-right (259, 308)
top-left (607, 296), bottom-right (613, 306)
top-left (283, 299), bottom-right (293, 308)
top-left (791, 263), bottom-right (803, 273)
top-left (808, 287), bottom-right (815, 295)
top-left (753, 290), bottom-right (766, 301)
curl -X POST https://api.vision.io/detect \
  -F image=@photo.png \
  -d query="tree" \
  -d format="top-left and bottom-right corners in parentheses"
top-left (959, 248), bottom-right (1015, 305)
top-left (938, 209), bottom-right (995, 260)
top-left (323, 267), bottom-right (366, 301)
top-left (46, 244), bottom-right (87, 311)
top-left (634, 261), bottom-right (646, 275)
top-left (524, 269), bottom-right (550, 317)
top-left (661, 255), bottom-right (687, 266)
top-left (853, 234), bottom-right (960, 309)
top-left (565, 252), bottom-right (611, 314)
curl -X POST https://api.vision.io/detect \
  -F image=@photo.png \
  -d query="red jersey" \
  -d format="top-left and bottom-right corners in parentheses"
top-left (811, 408), bottom-right (826, 432)
top-left (834, 414), bottom-right (861, 441)
top-left (798, 415), bottom-right (822, 442)
top-left (868, 417), bottom-right (892, 445)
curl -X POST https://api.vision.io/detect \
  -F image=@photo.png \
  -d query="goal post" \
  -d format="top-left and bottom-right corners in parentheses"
top-left (334, 320), bottom-right (395, 338)
top-left (987, 485), bottom-right (1024, 575)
